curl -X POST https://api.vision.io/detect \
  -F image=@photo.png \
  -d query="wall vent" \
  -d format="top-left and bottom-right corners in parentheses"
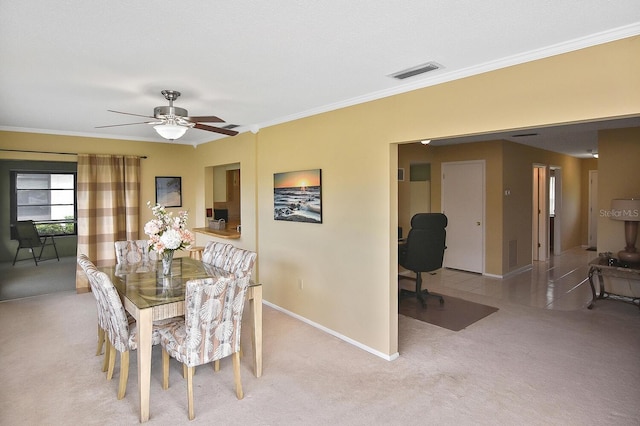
top-left (389, 62), bottom-right (442, 80)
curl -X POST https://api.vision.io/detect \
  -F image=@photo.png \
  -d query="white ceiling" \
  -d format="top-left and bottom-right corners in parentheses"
top-left (1, 1), bottom-right (639, 156)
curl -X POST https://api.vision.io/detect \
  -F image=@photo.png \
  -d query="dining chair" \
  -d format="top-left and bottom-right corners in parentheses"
top-left (78, 254), bottom-right (167, 399)
top-left (201, 241), bottom-right (233, 268)
top-left (203, 245), bottom-right (257, 372)
top-left (221, 246), bottom-right (257, 278)
top-left (77, 254), bottom-right (110, 364)
top-left (159, 275), bottom-right (251, 420)
top-left (114, 240), bottom-right (157, 264)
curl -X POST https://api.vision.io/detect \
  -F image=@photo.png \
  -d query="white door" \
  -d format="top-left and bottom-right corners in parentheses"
top-left (441, 161), bottom-right (484, 273)
top-left (588, 170), bottom-right (598, 249)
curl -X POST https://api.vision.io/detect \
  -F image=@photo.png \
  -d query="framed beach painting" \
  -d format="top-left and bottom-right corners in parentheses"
top-left (274, 169), bottom-right (322, 223)
top-left (155, 176), bottom-right (182, 207)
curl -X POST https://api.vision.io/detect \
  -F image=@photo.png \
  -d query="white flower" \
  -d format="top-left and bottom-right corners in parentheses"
top-left (160, 228), bottom-right (183, 250)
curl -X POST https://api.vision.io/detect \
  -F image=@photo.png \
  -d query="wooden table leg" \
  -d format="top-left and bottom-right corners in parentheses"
top-left (248, 285), bottom-right (262, 377)
top-left (136, 308), bottom-right (153, 422)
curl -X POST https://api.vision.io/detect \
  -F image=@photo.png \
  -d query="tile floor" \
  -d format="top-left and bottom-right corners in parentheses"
top-left (412, 246), bottom-right (599, 311)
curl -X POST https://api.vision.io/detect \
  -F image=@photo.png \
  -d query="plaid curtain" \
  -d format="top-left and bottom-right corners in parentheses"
top-left (76, 154), bottom-right (140, 289)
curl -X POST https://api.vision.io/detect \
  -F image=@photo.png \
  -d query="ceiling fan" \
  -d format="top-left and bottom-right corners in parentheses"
top-left (96, 90), bottom-right (239, 140)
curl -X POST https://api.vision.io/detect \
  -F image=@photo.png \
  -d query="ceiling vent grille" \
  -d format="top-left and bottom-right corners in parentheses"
top-left (389, 62), bottom-right (442, 80)
top-left (221, 124), bottom-right (239, 130)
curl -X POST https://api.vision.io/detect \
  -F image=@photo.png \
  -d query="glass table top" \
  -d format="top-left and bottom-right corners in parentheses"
top-left (98, 257), bottom-right (234, 310)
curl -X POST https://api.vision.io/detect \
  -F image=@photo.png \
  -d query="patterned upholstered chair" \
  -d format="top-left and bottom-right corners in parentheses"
top-left (78, 254), bottom-right (109, 363)
top-left (78, 254), bottom-right (166, 399)
top-left (202, 244), bottom-right (257, 372)
top-left (201, 241), bottom-right (233, 268)
top-left (159, 275), bottom-right (251, 420)
top-left (220, 246), bottom-right (257, 278)
top-left (114, 240), bottom-right (157, 264)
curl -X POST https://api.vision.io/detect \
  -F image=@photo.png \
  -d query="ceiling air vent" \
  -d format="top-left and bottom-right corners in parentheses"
top-left (389, 62), bottom-right (442, 80)
top-left (221, 124), bottom-right (239, 130)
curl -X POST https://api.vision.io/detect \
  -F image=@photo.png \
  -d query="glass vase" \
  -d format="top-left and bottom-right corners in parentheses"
top-left (162, 250), bottom-right (174, 276)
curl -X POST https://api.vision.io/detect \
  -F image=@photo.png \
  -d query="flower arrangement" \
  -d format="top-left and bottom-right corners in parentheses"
top-left (144, 201), bottom-right (195, 256)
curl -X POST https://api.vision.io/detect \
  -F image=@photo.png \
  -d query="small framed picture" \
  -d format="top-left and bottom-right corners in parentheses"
top-left (155, 176), bottom-right (182, 207)
top-left (398, 168), bottom-right (405, 181)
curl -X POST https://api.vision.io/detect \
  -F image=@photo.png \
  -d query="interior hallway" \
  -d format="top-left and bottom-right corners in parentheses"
top-left (422, 246), bottom-right (598, 311)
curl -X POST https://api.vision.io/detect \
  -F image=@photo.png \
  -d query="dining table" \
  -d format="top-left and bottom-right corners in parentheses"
top-left (98, 257), bottom-right (263, 423)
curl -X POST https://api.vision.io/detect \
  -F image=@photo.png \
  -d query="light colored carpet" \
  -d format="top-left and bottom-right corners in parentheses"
top-left (1, 288), bottom-right (639, 425)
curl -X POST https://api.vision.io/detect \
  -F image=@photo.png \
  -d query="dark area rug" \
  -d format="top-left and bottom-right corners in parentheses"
top-left (399, 294), bottom-right (498, 331)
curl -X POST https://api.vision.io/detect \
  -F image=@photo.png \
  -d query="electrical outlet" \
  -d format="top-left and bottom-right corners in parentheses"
top-left (298, 278), bottom-right (304, 290)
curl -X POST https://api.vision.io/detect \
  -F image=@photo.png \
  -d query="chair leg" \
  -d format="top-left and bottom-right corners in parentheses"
top-left (102, 340), bottom-right (111, 373)
top-left (117, 351), bottom-right (129, 400)
top-left (399, 271), bottom-right (444, 308)
top-left (162, 348), bottom-right (170, 390)
top-left (232, 352), bottom-right (244, 400)
top-left (107, 344), bottom-right (117, 380)
top-left (213, 344), bottom-right (241, 372)
top-left (96, 326), bottom-right (105, 356)
top-left (186, 365), bottom-right (195, 420)
top-left (415, 272), bottom-right (444, 307)
top-left (12, 246), bottom-right (21, 266)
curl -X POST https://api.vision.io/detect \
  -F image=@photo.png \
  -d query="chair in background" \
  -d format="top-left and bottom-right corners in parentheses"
top-left (159, 275), bottom-right (251, 420)
top-left (78, 254), bottom-right (166, 399)
top-left (201, 241), bottom-right (233, 268)
top-left (114, 240), bottom-right (157, 264)
top-left (12, 220), bottom-right (59, 266)
top-left (398, 213), bottom-right (447, 307)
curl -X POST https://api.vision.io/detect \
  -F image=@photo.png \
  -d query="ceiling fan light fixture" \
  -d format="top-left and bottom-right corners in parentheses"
top-left (154, 122), bottom-right (188, 140)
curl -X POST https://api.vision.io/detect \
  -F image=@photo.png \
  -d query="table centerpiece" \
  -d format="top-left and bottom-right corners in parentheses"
top-left (144, 201), bottom-right (195, 276)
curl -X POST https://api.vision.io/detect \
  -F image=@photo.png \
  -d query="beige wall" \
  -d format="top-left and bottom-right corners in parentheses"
top-left (0, 132), bottom-right (200, 258)
top-left (596, 127), bottom-right (640, 254)
top-left (2, 36), bottom-right (639, 358)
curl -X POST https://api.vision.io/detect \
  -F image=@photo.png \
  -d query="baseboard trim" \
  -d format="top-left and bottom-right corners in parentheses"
top-left (263, 300), bottom-right (399, 362)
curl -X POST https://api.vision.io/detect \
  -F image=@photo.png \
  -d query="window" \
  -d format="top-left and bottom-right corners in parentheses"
top-left (10, 171), bottom-right (77, 236)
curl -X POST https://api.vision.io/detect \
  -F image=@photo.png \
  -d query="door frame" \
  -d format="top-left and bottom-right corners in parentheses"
top-left (532, 164), bottom-right (548, 261)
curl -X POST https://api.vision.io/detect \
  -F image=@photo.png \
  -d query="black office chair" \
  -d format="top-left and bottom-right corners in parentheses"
top-left (12, 220), bottom-right (60, 266)
top-left (398, 213), bottom-right (447, 307)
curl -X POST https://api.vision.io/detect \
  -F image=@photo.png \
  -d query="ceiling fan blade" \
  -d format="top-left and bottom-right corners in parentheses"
top-left (194, 123), bottom-right (239, 136)
top-left (108, 109), bottom-right (156, 119)
top-left (185, 115), bottom-right (224, 123)
top-left (95, 121), bottom-right (156, 128)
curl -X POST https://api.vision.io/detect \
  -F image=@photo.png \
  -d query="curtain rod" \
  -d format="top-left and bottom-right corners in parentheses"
top-left (0, 148), bottom-right (147, 159)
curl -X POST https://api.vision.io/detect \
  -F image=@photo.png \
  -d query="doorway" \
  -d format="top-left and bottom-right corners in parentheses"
top-left (588, 170), bottom-right (598, 250)
top-left (549, 167), bottom-right (562, 254)
top-left (532, 165), bottom-right (548, 261)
